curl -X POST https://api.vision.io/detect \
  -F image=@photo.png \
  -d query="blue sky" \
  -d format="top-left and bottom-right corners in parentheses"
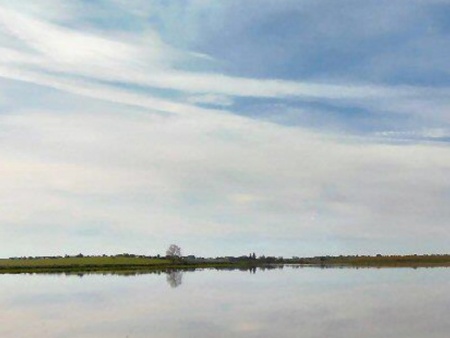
top-left (0, 0), bottom-right (449, 257)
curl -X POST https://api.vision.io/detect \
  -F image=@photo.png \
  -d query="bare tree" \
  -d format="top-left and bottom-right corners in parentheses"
top-left (166, 244), bottom-right (182, 259)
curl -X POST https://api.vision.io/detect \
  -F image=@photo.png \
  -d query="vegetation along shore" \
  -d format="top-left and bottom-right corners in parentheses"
top-left (1, 252), bottom-right (450, 274)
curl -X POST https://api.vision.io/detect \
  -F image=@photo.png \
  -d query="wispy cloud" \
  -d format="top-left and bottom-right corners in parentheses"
top-left (1, 96), bottom-right (449, 255)
top-left (1, 3), bottom-right (449, 121)
top-left (0, 1), bottom-right (449, 256)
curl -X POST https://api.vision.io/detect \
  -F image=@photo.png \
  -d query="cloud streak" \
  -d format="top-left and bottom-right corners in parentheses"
top-left (0, 3), bottom-right (449, 121)
top-left (0, 1), bottom-right (449, 256)
top-left (1, 97), bottom-right (449, 255)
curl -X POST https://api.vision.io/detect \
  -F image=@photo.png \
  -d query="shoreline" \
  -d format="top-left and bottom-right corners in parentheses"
top-left (1, 255), bottom-right (450, 274)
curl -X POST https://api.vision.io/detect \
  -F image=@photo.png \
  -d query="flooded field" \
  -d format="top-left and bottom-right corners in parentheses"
top-left (1, 266), bottom-right (448, 337)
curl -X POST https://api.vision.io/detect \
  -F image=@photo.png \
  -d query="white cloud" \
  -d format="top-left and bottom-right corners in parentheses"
top-left (1, 95), bottom-right (449, 255)
top-left (0, 5), bottom-right (173, 69)
top-left (187, 94), bottom-right (234, 107)
top-left (374, 128), bottom-right (450, 140)
top-left (0, 3), bottom-right (449, 126)
top-left (0, 1), bottom-right (449, 256)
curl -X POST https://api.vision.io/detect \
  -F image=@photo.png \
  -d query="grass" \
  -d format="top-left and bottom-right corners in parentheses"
top-left (0, 256), bottom-right (170, 274)
top-left (298, 255), bottom-right (450, 268)
top-left (1, 254), bottom-right (450, 274)
top-left (0, 256), bottom-right (257, 274)
top-left (0, 256), bottom-right (169, 267)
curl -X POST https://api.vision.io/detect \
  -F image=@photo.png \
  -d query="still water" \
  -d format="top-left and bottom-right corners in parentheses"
top-left (1, 266), bottom-right (448, 337)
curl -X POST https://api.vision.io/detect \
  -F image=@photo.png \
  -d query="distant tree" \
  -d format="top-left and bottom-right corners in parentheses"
top-left (166, 244), bottom-right (182, 259)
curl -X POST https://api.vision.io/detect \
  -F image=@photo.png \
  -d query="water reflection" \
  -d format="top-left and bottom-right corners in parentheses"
top-left (166, 270), bottom-right (183, 288)
top-left (39, 265), bottom-right (286, 287)
top-left (11, 264), bottom-right (436, 288)
top-left (1, 266), bottom-right (449, 338)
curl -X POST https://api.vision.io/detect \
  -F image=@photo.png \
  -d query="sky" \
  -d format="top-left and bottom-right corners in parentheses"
top-left (0, 0), bottom-right (449, 258)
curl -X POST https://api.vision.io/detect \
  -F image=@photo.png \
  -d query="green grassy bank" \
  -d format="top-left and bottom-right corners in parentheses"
top-left (0, 256), bottom-right (255, 274)
top-left (1, 254), bottom-right (450, 274)
top-left (296, 254), bottom-right (450, 268)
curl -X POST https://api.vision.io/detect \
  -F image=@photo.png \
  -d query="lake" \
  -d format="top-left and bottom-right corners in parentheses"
top-left (1, 266), bottom-right (448, 337)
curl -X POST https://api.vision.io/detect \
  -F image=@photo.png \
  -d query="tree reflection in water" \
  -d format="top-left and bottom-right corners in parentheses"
top-left (166, 270), bottom-right (183, 288)
top-left (38, 266), bottom-right (287, 288)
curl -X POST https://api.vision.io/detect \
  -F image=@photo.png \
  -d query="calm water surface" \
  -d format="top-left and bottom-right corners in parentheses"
top-left (1, 267), bottom-right (448, 337)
